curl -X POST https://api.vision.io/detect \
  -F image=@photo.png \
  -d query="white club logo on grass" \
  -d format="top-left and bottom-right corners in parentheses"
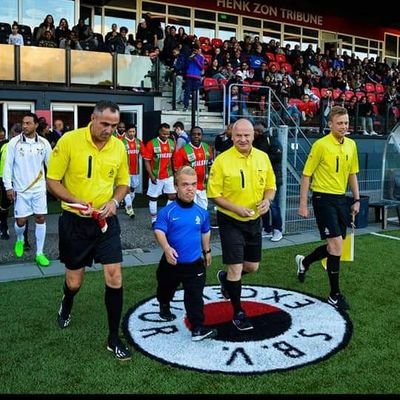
top-left (123, 285), bottom-right (352, 374)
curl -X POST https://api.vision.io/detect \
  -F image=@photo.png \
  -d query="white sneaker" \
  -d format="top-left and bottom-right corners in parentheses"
top-left (295, 254), bottom-right (306, 282)
top-left (262, 231), bottom-right (273, 238)
top-left (125, 206), bottom-right (133, 215)
top-left (362, 130), bottom-right (369, 135)
top-left (370, 131), bottom-right (378, 135)
top-left (271, 229), bottom-right (283, 242)
top-left (126, 207), bottom-right (135, 218)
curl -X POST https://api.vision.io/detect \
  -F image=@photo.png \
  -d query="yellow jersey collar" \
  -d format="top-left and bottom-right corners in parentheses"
top-left (231, 145), bottom-right (254, 158)
top-left (327, 132), bottom-right (345, 145)
top-left (84, 122), bottom-right (113, 150)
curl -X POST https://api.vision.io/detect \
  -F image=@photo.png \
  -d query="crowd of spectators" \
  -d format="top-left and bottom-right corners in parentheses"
top-left (193, 35), bottom-right (400, 134)
top-left (2, 14), bottom-right (400, 133)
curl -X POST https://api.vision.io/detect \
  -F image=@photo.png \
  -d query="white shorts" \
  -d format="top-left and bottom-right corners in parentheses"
top-left (129, 174), bottom-right (140, 190)
top-left (147, 176), bottom-right (176, 198)
top-left (14, 191), bottom-right (48, 218)
top-left (195, 189), bottom-right (208, 210)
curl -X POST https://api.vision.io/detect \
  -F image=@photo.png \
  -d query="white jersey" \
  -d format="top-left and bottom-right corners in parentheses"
top-left (3, 133), bottom-right (52, 193)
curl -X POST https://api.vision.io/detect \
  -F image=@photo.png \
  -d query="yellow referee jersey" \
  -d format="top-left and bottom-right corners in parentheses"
top-left (303, 133), bottom-right (359, 194)
top-left (47, 123), bottom-right (129, 212)
top-left (207, 146), bottom-right (276, 221)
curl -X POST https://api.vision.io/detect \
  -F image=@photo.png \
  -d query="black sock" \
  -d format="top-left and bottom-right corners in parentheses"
top-left (60, 281), bottom-right (80, 318)
top-left (303, 245), bottom-right (329, 268)
top-left (0, 210), bottom-right (8, 233)
top-left (225, 279), bottom-right (242, 315)
top-left (326, 254), bottom-right (341, 296)
top-left (105, 285), bottom-right (123, 341)
top-left (23, 220), bottom-right (29, 243)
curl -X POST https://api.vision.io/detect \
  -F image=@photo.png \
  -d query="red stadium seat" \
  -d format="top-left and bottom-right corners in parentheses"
top-left (367, 93), bottom-right (377, 103)
top-left (355, 91), bottom-right (366, 101)
top-left (198, 36), bottom-right (210, 45)
top-left (288, 98), bottom-right (302, 107)
top-left (365, 82), bottom-right (375, 93)
top-left (376, 93), bottom-right (384, 103)
top-left (203, 54), bottom-right (213, 69)
top-left (333, 88), bottom-right (343, 100)
top-left (320, 88), bottom-right (329, 98)
top-left (345, 90), bottom-right (355, 101)
top-left (251, 81), bottom-right (262, 92)
top-left (311, 87), bottom-right (321, 98)
top-left (280, 62), bottom-right (293, 73)
top-left (265, 52), bottom-right (275, 62)
top-left (268, 61), bottom-right (280, 71)
top-left (201, 43), bottom-right (212, 54)
top-left (375, 83), bottom-right (385, 93)
top-left (275, 53), bottom-right (287, 63)
top-left (241, 82), bottom-right (252, 94)
top-left (211, 38), bottom-right (223, 48)
top-left (203, 77), bottom-right (219, 91)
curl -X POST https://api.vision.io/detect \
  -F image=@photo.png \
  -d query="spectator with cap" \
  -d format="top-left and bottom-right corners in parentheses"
top-left (136, 17), bottom-right (154, 51)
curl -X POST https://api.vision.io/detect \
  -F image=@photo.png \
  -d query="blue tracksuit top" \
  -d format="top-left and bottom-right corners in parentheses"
top-left (154, 199), bottom-right (210, 263)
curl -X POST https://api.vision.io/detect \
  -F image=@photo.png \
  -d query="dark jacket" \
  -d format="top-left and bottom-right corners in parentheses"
top-left (253, 133), bottom-right (282, 186)
top-left (214, 133), bottom-right (232, 154)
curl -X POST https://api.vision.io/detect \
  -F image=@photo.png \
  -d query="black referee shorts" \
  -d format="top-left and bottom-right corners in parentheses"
top-left (59, 211), bottom-right (123, 270)
top-left (217, 211), bottom-right (262, 265)
top-left (312, 192), bottom-right (351, 240)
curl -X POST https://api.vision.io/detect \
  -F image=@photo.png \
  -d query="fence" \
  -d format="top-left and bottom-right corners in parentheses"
top-left (283, 168), bottom-right (383, 234)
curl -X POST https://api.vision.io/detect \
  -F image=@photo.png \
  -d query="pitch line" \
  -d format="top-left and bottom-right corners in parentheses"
top-left (370, 232), bottom-right (400, 241)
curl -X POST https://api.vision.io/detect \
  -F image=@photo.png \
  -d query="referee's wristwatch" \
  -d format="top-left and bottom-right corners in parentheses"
top-left (352, 198), bottom-right (360, 205)
top-left (111, 198), bottom-right (119, 208)
top-left (202, 249), bottom-right (211, 255)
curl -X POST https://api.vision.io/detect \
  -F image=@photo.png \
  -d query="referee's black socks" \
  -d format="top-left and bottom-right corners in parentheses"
top-left (60, 280), bottom-right (80, 318)
top-left (105, 285), bottom-right (123, 340)
top-left (225, 279), bottom-right (242, 315)
top-left (326, 254), bottom-right (341, 296)
top-left (304, 244), bottom-right (329, 268)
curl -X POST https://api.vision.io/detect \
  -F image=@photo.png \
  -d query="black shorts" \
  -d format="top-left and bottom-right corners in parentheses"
top-left (312, 192), bottom-right (351, 240)
top-left (0, 178), bottom-right (12, 211)
top-left (59, 211), bottom-right (123, 270)
top-left (217, 211), bottom-right (262, 265)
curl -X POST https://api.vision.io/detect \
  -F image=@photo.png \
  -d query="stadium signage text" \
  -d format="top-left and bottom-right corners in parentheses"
top-left (216, 1), bottom-right (323, 26)
top-left (124, 285), bottom-right (351, 374)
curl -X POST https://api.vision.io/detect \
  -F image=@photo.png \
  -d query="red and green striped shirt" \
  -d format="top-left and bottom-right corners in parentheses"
top-left (143, 137), bottom-right (175, 179)
top-left (121, 137), bottom-right (143, 175)
top-left (173, 142), bottom-right (213, 190)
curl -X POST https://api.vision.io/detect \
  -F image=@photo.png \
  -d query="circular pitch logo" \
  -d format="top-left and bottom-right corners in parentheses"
top-left (123, 285), bottom-right (352, 374)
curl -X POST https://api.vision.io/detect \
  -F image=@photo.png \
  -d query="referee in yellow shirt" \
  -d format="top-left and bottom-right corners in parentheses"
top-left (296, 106), bottom-right (361, 311)
top-left (207, 118), bottom-right (276, 331)
top-left (47, 101), bottom-right (132, 361)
